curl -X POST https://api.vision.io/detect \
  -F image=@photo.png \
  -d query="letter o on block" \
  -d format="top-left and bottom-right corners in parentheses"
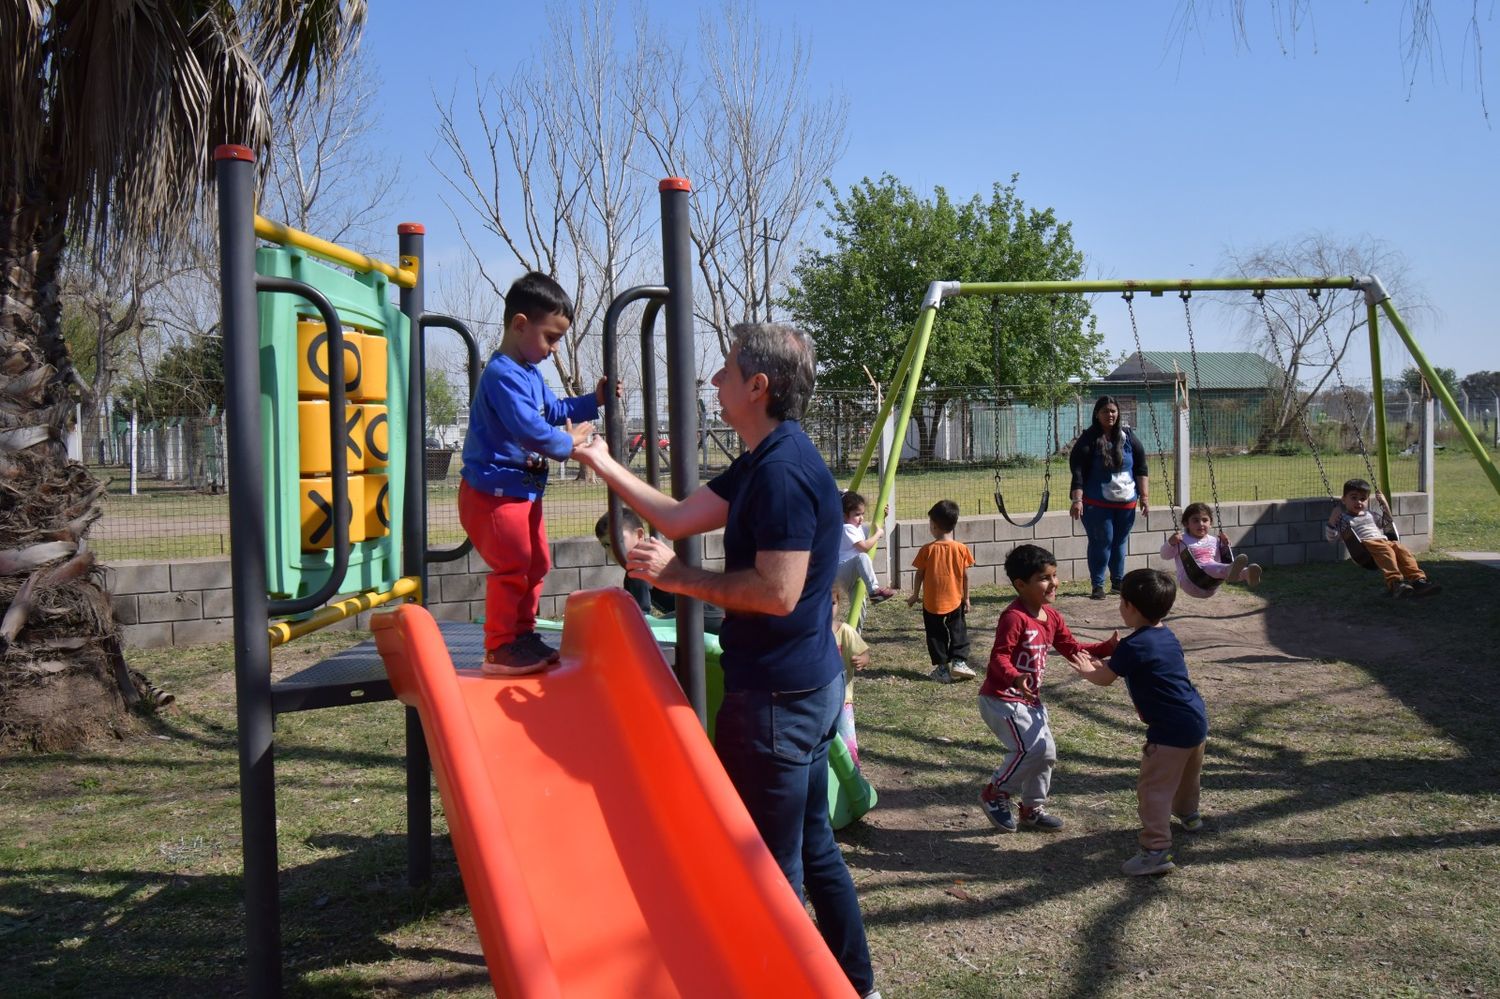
top-left (361, 405), bottom-right (389, 470)
top-left (352, 333), bottom-right (387, 402)
top-left (297, 319), bottom-right (362, 398)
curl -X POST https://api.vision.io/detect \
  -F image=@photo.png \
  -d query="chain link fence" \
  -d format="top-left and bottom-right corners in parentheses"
top-left (81, 379), bottom-right (1438, 562)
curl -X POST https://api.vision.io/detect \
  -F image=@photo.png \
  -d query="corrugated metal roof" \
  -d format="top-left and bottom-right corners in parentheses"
top-left (1105, 351), bottom-right (1281, 390)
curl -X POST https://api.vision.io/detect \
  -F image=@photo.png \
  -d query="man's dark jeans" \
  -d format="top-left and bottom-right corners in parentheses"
top-left (715, 675), bottom-right (874, 994)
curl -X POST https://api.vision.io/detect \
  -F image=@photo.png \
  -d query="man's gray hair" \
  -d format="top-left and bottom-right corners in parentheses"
top-left (731, 322), bottom-right (816, 421)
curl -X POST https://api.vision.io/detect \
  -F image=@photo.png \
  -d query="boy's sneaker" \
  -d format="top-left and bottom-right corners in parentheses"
top-left (518, 632), bottom-right (561, 664)
top-left (1019, 804), bottom-right (1065, 831)
top-left (869, 586), bottom-right (898, 605)
top-left (1089, 585), bottom-right (1107, 600)
top-left (1121, 848), bottom-right (1176, 876)
top-left (979, 786), bottom-right (1017, 833)
top-left (1226, 552), bottom-right (1249, 583)
top-left (482, 639), bottom-right (548, 676)
top-left (1243, 563), bottom-right (1263, 587)
top-left (949, 659), bottom-right (978, 680)
top-left (1409, 578), bottom-right (1442, 598)
top-left (1176, 812), bottom-right (1204, 831)
top-left (928, 664), bottom-right (953, 684)
top-left (1391, 581), bottom-right (1416, 599)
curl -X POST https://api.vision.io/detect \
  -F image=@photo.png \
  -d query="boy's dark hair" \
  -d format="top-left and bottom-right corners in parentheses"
top-left (1342, 477), bottom-right (1373, 498)
top-left (1182, 501), bottom-right (1213, 522)
top-left (504, 271), bottom-right (575, 326)
top-left (1120, 568), bottom-right (1176, 623)
top-left (928, 499), bottom-right (960, 533)
top-left (842, 491), bottom-right (867, 518)
top-left (593, 508), bottom-right (644, 540)
top-left (1004, 543), bottom-right (1056, 583)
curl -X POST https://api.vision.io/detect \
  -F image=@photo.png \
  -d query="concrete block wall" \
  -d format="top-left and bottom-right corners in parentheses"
top-left (889, 492), bottom-right (1430, 590)
top-left (108, 533), bottom-right (731, 650)
top-left (108, 493), bottom-right (1427, 650)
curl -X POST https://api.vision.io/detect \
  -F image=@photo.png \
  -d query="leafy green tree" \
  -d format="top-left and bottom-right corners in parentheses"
top-left (116, 335), bottom-right (225, 419)
top-left (1460, 370), bottom-right (1500, 400)
top-left (425, 371), bottom-right (461, 447)
top-left (1400, 365), bottom-right (1460, 399)
top-left (785, 175), bottom-right (1106, 460)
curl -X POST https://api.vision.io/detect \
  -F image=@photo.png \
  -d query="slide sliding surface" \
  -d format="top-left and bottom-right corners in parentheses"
top-left (371, 592), bottom-right (854, 998)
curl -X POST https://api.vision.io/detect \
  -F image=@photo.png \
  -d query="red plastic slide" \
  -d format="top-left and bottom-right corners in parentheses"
top-left (371, 591), bottom-right (855, 998)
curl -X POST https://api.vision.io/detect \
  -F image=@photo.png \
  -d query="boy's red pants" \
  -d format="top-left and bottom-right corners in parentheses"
top-left (458, 481), bottom-right (550, 652)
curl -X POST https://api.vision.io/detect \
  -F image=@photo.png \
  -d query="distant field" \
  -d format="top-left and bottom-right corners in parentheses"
top-left (90, 449), bottom-right (1494, 561)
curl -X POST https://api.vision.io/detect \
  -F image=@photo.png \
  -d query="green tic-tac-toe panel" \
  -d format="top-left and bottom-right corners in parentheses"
top-left (257, 246), bottom-right (410, 602)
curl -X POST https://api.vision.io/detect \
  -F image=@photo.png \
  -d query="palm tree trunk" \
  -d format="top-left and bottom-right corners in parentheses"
top-left (1, 186), bottom-right (140, 752)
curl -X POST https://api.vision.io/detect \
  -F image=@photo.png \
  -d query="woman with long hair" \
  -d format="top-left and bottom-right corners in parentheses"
top-left (1068, 396), bottom-right (1151, 599)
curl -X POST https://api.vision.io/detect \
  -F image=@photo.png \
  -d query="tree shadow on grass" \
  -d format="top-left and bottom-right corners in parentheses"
top-left (0, 833), bottom-right (485, 999)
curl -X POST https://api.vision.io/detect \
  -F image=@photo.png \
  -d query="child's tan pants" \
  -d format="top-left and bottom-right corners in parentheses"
top-left (1359, 538), bottom-right (1425, 590)
top-left (1137, 740), bottom-right (1205, 851)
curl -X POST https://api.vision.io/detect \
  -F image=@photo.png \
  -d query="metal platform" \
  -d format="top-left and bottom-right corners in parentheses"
top-left (270, 622), bottom-right (560, 714)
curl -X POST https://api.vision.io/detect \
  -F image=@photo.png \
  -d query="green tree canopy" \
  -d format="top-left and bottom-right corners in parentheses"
top-left (1399, 365), bottom-right (1460, 399)
top-left (785, 175), bottom-right (1107, 398)
top-left (1460, 370), bottom-right (1500, 400)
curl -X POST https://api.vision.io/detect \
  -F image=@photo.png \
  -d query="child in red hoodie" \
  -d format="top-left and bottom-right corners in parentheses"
top-left (978, 544), bottom-right (1118, 833)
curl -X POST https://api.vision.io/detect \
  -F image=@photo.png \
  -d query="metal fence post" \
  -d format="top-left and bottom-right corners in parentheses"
top-left (1175, 379), bottom-right (1190, 511)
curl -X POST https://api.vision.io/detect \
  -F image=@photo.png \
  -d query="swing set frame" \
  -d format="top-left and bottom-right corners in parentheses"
top-left (843, 274), bottom-right (1500, 627)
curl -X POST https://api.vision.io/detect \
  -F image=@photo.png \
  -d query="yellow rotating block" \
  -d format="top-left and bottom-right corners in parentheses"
top-left (296, 319), bottom-right (363, 399)
top-left (361, 404), bottom-right (389, 470)
top-left (364, 473), bottom-right (390, 538)
top-left (297, 401), bottom-right (368, 474)
top-left (351, 333), bottom-right (387, 402)
top-left (300, 474), bottom-right (366, 552)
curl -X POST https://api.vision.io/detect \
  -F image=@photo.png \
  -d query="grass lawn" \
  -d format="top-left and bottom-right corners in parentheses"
top-left (5, 538), bottom-right (1500, 995)
top-left (9, 450), bottom-right (1496, 994)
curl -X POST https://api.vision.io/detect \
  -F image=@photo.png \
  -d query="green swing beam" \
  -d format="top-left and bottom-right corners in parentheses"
top-left (843, 275), bottom-right (1500, 630)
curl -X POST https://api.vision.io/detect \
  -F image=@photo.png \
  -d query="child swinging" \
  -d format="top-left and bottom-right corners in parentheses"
top-left (1160, 502), bottom-right (1262, 599)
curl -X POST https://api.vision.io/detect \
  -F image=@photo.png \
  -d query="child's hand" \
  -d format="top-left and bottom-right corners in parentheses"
top-left (964, 598), bottom-right (972, 612)
top-left (906, 593), bottom-right (920, 607)
top-left (1218, 530), bottom-right (1230, 544)
top-left (595, 376), bottom-right (623, 406)
top-left (1168, 531), bottom-right (1182, 547)
top-left (566, 419), bottom-right (594, 449)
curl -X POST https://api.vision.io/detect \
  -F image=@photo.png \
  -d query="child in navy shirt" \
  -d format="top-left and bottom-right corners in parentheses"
top-left (459, 272), bottom-right (606, 675)
top-left (1067, 567), bottom-right (1208, 876)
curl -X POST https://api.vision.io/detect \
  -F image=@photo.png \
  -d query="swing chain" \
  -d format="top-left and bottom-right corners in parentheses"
top-left (1180, 291), bottom-right (1224, 528)
top-left (1123, 291), bottom-right (1179, 532)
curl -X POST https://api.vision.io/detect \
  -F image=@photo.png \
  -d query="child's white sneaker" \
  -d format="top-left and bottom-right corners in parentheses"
top-left (949, 659), bottom-right (977, 679)
top-left (928, 664), bottom-right (952, 684)
top-left (1226, 552), bottom-right (1249, 583)
top-left (1243, 563), bottom-right (1263, 587)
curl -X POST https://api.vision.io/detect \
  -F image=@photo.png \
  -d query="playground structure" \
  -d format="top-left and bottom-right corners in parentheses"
top-left (843, 276), bottom-right (1500, 627)
top-left (215, 151), bottom-right (872, 997)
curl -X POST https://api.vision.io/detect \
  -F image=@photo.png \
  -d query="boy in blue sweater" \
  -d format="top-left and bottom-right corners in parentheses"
top-left (459, 272), bottom-right (606, 675)
top-left (1066, 568), bottom-right (1207, 876)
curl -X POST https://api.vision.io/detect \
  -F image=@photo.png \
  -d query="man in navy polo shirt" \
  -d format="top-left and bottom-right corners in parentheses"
top-left (574, 322), bottom-right (876, 998)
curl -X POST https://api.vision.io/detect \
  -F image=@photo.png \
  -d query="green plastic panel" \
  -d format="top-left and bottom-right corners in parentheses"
top-left (256, 246), bottom-right (410, 602)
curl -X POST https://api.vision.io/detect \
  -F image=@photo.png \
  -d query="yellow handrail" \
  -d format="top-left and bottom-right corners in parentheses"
top-left (254, 215), bottom-right (418, 289)
top-left (267, 575), bottom-right (423, 648)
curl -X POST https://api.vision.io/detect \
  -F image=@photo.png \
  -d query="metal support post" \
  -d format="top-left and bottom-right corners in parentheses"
top-left (397, 223), bottom-right (432, 886)
top-left (216, 144), bottom-right (280, 999)
top-left (659, 179), bottom-right (706, 726)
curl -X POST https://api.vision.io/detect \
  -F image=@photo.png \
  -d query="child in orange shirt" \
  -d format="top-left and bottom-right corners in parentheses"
top-left (907, 499), bottom-right (976, 683)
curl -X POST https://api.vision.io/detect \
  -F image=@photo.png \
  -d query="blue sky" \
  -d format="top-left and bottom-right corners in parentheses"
top-left (357, 2), bottom-right (1499, 387)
